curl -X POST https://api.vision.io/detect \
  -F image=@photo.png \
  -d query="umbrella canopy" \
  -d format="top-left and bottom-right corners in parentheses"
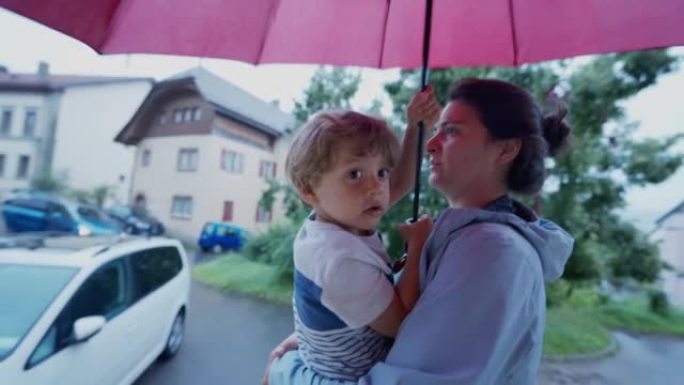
top-left (2, 0), bottom-right (683, 69)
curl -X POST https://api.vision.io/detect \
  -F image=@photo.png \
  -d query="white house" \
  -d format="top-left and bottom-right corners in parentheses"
top-left (0, 62), bottom-right (152, 204)
top-left (652, 200), bottom-right (684, 309)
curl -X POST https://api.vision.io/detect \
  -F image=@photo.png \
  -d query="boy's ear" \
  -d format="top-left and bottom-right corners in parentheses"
top-left (298, 186), bottom-right (318, 206)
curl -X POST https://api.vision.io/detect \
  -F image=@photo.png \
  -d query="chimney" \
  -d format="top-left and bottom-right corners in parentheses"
top-left (37, 61), bottom-right (49, 77)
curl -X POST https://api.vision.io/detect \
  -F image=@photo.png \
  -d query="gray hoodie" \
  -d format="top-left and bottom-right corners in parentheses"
top-left (360, 197), bottom-right (574, 385)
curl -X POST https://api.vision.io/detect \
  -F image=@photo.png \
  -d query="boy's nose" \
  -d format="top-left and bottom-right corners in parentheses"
top-left (366, 176), bottom-right (382, 195)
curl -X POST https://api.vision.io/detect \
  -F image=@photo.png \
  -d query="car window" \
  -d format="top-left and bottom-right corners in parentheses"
top-left (26, 259), bottom-right (128, 369)
top-left (0, 264), bottom-right (77, 362)
top-left (203, 223), bottom-right (215, 234)
top-left (130, 247), bottom-right (183, 301)
top-left (216, 226), bottom-right (227, 236)
top-left (77, 206), bottom-right (108, 223)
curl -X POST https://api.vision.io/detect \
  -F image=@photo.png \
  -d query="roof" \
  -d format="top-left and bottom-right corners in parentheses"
top-left (656, 200), bottom-right (684, 226)
top-left (0, 234), bottom-right (179, 267)
top-left (0, 72), bottom-right (153, 92)
top-left (116, 67), bottom-right (292, 144)
top-left (165, 67), bottom-right (292, 133)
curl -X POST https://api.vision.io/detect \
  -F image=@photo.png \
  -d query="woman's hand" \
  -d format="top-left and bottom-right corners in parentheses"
top-left (261, 332), bottom-right (298, 385)
top-left (398, 216), bottom-right (433, 251)
top-left (406, 85), bottom-right (441, 131)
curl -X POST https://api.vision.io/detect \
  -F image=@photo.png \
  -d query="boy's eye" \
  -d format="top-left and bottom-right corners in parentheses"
top-left (348, 170), bottom-right (363, 180)
top-left (378, 168), bottom-right (390, 180)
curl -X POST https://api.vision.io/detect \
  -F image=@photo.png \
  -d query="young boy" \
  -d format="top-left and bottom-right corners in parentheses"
top-left (266, 88), bottom-right (440, 384)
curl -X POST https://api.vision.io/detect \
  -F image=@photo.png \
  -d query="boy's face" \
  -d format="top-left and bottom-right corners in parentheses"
top-left (301, 144), bottom-right (391, 235)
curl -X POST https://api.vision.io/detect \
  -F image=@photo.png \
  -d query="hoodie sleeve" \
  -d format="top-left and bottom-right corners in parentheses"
top-left (359, 224), bottom-right (543, 385)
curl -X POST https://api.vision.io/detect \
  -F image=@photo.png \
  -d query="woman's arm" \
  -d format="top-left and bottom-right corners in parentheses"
top-left (389, 86), bottom-right (441, 206)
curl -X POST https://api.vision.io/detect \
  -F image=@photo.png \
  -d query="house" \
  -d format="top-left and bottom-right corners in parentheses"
top-left (115, 67), bottom-right (292, 241)
top-left (0, 62), bottom-right (152, 203)
top-left (652, 200), bottom-right (684, 308)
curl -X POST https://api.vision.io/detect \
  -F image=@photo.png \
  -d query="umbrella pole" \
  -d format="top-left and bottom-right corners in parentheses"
top-left (412, 0), bottom-right (433, 222)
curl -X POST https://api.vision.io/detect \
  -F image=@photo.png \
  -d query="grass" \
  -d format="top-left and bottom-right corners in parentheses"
top-left (194, 258), bottom-right (684, 357)
top-left (543, 288), bottom-right (684, 356)
top-left (193, 253), bottom-right (293, 305)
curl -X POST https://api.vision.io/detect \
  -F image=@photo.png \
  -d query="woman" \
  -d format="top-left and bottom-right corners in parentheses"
top-left (265, 78), bottom-right (574, 385)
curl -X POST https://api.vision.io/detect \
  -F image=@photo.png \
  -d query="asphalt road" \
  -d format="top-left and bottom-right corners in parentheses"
top-left (134, 281), bottom-right (293, 385)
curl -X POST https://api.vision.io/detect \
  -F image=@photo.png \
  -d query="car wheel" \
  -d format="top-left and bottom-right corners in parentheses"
top-left (212, 244), bottom-right (224, 254)
top-left (159, 309), bottom-right (185, 361)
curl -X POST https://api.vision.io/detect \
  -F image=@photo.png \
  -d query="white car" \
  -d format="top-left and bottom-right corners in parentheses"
top-left (0, 234), bottom-right (191, 385)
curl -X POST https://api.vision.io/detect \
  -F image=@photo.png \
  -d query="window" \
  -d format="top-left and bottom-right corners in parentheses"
top-left (172, 196), bottom-right (193, 219)
top-left (23, 109), bottom-right (37, 137)
top-left (0, 154), bottom-right (5, 178)
top-left (177, 148), bottom-right (198, 171)
top-left (256, 205), bottom-right (272, 223)
top-left (129, 246), bottom-right (183, 300)
top-left (221, 150), bottom-right (244, 174)
top-left (260, 160), bottom-right (277, 179)
top-left (1, 108), bottom-right (12, 135)
top-left (141, 149), bottom-right (151, 167)
top-left (27, 259), bottom-right (128, 368)
top-left (16, 155), bottom-right (30, 179)
top-left (159, 110), bottom-right (167, 125)
top-left (173, 109), bottom-right (183, 123)
top-left (183, 108), bottom-right (193, 122)
top-left (223, 201), bottom-right (233, 221)
top-left (192, 107), bottom-right (202, 121)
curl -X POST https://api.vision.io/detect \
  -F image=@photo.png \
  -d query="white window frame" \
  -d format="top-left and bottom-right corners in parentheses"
top-left (171, 196), bottom-right (193, 219)
top-left (177, 148), bottom-right (199, 172)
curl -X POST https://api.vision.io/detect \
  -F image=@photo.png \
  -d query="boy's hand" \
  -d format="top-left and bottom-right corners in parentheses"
top-left (397, 216), bottom-right (433, 249)
top-left (407, 85), bottom-right (441, 131)
top-left (261, 332), bottom-right (298, 385)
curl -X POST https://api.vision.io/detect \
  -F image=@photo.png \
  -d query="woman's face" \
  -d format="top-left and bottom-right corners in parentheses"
top-left (427, 101), bottom-right (504, 206)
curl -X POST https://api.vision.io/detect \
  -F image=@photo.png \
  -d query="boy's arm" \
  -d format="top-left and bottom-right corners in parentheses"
top-left (389, 86), bottom-right (441, 206)
top-left (367, 217), bottom-right (432, 338)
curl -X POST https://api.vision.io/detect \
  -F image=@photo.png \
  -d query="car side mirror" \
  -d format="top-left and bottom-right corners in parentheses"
top-left (72, 316), bottom-right (106, 344)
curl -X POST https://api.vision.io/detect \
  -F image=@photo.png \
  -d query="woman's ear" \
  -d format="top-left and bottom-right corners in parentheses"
top-left (496, 138), bottom-right (521, 165)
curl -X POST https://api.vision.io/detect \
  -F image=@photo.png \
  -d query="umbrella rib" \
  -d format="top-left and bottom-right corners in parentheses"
top-left (255, 0), bottom-right (284, 64)
top-left (378, 0), bottom-right (392, 68)
top-left (507, 0), bottom-right (519, 66)
top-left (101, 0), bottom-right (133, 52)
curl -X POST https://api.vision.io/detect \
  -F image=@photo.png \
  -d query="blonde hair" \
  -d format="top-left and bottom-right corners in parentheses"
top-left (286, 110), bottom-right (400, 192)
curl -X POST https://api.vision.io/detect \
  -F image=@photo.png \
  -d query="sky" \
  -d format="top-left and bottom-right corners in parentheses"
top-left (0, 8), bottom-right (682, 231)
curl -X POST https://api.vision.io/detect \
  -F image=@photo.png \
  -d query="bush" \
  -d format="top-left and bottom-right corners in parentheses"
top-left (243, 222), bottom-right (299, 283)
top-left (648, 289), bottom-right (670, 316)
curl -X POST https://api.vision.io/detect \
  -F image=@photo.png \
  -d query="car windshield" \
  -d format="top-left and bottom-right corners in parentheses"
top-left (0, 264), bottom-right (78, 361)
top-left (77, 206), bottom-right (109, 223)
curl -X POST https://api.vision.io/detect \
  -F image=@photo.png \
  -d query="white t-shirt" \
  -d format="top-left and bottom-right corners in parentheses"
top-left (292, 216), bottom-right (395, 381)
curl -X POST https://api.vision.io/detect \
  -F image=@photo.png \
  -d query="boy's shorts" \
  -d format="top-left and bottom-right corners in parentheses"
top-left (269, 350), bottom-right (358, 385)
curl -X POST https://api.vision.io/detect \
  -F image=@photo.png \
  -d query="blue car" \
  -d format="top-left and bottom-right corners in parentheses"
top-left (1, 195), bottom-right (122, 236)
top-left (198, 222), bottom-right (250, 253)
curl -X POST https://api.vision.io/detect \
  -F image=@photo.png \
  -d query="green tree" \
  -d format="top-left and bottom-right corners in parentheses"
top-left (31, 171), bottom-right (70, 194)
top-left (292, 66), bottom-right (361, 126)
top-left (383, 50), bottom-right (683, 282)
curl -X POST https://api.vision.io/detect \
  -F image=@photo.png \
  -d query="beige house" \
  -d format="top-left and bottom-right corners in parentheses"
top-left (652, 200), bottom-right (684, 308)
top-left (116, 68), bottom-right (292, 241)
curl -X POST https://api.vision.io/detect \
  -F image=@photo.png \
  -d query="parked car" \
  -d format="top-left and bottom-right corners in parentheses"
top-left (0, 234), bottom-right (191, 385)
top-left (198, 221), bottom-right (250, 253)
top-left (1, 195), bottom-right (122, 236)
top-left (107, 204), bottom-right (165, 236)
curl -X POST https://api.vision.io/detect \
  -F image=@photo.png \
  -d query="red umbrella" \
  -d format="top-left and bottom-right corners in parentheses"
top-left (3, 0), bottom-right (683, 218)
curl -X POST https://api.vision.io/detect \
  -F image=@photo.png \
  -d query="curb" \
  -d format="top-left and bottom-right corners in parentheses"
top-left (542, 334), bottom-right (620, 364)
